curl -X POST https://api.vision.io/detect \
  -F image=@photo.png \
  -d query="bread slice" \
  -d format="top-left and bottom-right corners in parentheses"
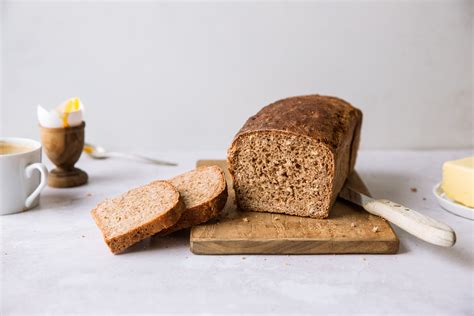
top-left (91, 180), bottom-right (185, 254)
top-left (159, 165), bottom-right (228, 235)
top-left (228, 95), bottom-right (362, 219)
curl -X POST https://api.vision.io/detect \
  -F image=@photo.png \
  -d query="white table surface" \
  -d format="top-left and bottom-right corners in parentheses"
top-left (1, 149), bottom-right (473, 315)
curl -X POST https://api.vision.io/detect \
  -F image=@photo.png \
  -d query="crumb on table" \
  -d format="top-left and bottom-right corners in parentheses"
top-left (411, 187), bottom-right (417, 193)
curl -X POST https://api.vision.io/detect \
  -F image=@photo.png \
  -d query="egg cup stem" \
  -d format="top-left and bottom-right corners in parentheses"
top-left (49, 167), bottom-right (88, 188)
top-left (40, 122), bottom-right (88, 188)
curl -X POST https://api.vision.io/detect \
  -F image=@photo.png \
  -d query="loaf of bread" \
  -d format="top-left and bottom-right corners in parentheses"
top-left (159, 165), bottom-right (228, 235)
top-left (91, 180), bottom-right (185, 254)
top-left (227, 95), bottom-right (362, 219)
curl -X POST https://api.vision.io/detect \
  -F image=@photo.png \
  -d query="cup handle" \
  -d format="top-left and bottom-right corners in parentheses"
top-left (24, 163), bottom-right (49, 208)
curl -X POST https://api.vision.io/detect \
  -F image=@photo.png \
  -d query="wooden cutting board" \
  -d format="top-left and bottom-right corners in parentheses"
top-left (190, 160), bottom-right (399, 255)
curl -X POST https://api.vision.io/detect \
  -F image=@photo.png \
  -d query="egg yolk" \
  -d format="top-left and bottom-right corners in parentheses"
top-left (83, 144), bottom-right (93, 154)
top-left (62, 97), bottom-right (80, 127)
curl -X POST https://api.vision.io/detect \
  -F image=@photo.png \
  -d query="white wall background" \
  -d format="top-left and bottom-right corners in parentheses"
top-left (1, 0), bottom-right (472, 151)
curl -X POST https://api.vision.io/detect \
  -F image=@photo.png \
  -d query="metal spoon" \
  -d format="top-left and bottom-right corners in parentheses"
top-left (83, 143), bottom-right (177, 166)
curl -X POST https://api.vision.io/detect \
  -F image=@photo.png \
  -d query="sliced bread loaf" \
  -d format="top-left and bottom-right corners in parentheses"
top-left (227, 95), bottom-right (362, 219)
top-left (91, 180), bottom-right (185, 254)
top-left (159, 165), bottom-right (228, 235)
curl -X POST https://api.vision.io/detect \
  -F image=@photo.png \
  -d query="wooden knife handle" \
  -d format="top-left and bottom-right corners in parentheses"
top-left (364, 199), bottom-right (456, 247)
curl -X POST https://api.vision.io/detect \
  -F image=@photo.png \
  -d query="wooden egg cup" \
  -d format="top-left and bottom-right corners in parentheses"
top-left (40, 122), bottom-right (88, 188)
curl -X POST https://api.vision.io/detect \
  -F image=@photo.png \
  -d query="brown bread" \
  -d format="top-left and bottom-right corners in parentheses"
top-left (227, 95), bottom-right (362, 218)
top-left (159, 165), bottom-right (228, 235)
top-left (91, 180), bottom-right (185, 254)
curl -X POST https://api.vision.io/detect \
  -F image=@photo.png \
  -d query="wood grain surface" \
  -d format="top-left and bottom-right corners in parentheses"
top-left (190, 160), bottom-right (399, 255)
top-left (40, 122), bottom-right (88, 188)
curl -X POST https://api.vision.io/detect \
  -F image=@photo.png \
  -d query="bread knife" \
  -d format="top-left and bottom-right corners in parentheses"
top-left (339, 186), bottom-right (456, 247)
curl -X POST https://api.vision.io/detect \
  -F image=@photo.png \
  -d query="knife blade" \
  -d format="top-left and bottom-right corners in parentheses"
top-left (339, 186), bottom-right (456, 247)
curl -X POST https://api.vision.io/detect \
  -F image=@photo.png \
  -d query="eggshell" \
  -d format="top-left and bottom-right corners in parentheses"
top-left (37, 105), bottom-right (62, 128)
top-left (64, 110), bottom-right (83, 127)
top-left (37, 98), bottom-right (85, 128)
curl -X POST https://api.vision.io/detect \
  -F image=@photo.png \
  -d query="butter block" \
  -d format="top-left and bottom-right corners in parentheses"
top-left (442, 156), bottom-right (474, 208)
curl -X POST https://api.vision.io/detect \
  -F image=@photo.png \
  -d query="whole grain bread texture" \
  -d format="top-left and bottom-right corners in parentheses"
top-left (227, 94), bottom-right (362, 219)
top-left (159, 165), bottom-right (228, 235)
top-left (91, 180), bottom-right (185, 254)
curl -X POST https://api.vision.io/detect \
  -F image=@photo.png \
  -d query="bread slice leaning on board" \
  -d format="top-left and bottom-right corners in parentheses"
top-left (227, 95), bottom-right (362, 219)
top-left (91, 180), bottom-right (185, 254)
top-left (159, 165), bottom-right (228, 236)
top-left (91, 166), bottom-right (228, 254)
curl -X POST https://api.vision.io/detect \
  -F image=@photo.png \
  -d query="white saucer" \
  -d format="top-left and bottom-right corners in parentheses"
top-left (433, 183), bottom-right (474, 220)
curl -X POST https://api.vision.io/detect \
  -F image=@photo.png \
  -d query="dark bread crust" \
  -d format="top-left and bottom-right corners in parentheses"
top-left (228, 94), bottom-right (362, 218)
top-left (158, 184), bottom-right (228, 235)
top-left (159, 166), bottom-right (228, 235)
top-left (91, 181), bottom-right (185, 254)
top-left (233, 95), bottom-right (362, 168)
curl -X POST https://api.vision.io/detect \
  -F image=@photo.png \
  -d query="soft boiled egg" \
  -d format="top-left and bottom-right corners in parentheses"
top-left (37, 97), bottom-right (84, 128)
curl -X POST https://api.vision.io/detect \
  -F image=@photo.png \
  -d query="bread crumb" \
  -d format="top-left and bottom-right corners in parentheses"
top-left (242, 217), bottom-right (249, 222)
top-left (81, 235), bottom-right (85, 238)
top-left (264, 258), bottom-right (267, 261)
top-left (351, 222), bottom-right (356, 228)
top-left (242, 257), bottom-right (246, 260)
top-left (86, 193), bottom-right (92, 197)
top-left (422, 197), bottom-right (426, 201)
top-left (363, 257), bottom-right (366, 261)
top-left (372, 226), bottom-right (379, 233)
top-left (410, 187), bottom-right (417, 193)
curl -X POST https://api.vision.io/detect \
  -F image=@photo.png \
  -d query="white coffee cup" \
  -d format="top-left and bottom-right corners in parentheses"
top-left (0, 137), bottom-right (49, 215)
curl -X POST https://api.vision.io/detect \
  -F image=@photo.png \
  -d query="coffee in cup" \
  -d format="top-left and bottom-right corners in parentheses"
top-left (0, 138), bottom-right (49, 215)
top-left (0, 141), bottom-right (35, 155)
